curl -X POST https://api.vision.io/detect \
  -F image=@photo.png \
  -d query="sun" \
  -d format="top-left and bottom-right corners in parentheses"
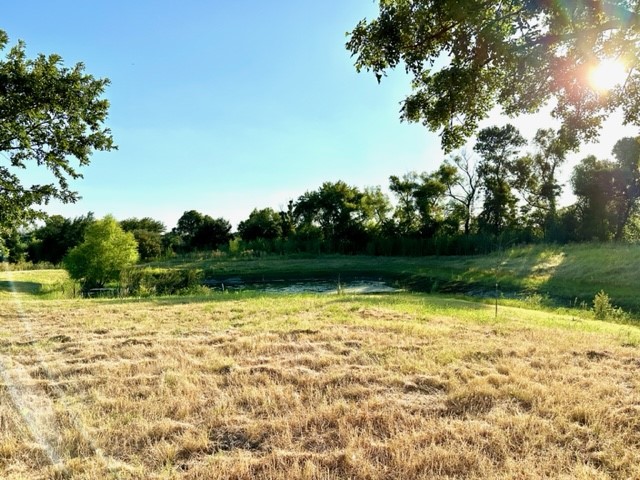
top-left (588, 58), bottom-right (627, 91)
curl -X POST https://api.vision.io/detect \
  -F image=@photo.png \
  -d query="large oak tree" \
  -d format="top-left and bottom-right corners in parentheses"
top-left (347, 0), bottom-right (640, 151)
top-left (0, 29), bottom-right (114, 247)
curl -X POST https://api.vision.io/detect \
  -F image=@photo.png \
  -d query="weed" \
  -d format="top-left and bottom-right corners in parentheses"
top-left (592, 290), bottom-right (627, 321)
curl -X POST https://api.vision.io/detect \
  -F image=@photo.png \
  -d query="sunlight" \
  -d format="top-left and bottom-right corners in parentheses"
top-left (588, 58), bottom-right (627, 92)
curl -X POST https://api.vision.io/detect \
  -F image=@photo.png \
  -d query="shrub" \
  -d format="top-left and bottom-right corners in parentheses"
top-left (121, 267), bottom-right (203, 296)
top-left (63, 216), bottom-right (139, 291)
top-left (592, 290), bottom-right (626, 320)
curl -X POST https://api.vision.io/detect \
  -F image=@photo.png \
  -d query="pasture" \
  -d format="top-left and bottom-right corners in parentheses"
top-left (1, 262), bottom-right (640, 478)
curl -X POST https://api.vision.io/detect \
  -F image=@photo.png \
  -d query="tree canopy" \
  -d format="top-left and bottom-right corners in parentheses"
top-left (172, 210), bottom-right (232, 252)
top-left (0, 29), bottom-right (114, 243)
top-left (120, 217), bottom-right (166, 261)
top-left (64, 215), bottom-right (138, 289)
top-left (238, 208), bottom-right (283, 242)
top-left (347, 0), bottom-right (640, 151)
top-left (28, 212), bottom-right (95, 264)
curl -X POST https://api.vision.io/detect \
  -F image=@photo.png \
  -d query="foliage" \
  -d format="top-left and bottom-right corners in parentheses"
top-left (572, 156), bottom-right (620, 240)
top-left (120, 217), bottom-right (166, 261)
top-left (63, 215), bottom-right (138, 289)
top-left (120, 217), bottom-right (166, 234)
top-left (440, 150), bottom-right (480, 235)
top-left (121, 267), bottom-right (202, 296)
top-left (347, 0), bottom-right (640, 151)
top-left (172, 210), bottom-right (232, 252)
top-left (570, 137), bottom-right (640, 242)
top-left (1, 230), bottom-right (28, 263)
top-left (360, 186), bottom-right (392, 231)
top-left (130, 229), bottom-right (163, 261)
top-left (0, 30), bottom-right (114, 245)
top-left (388, 173), bottom-right (422, 235)
top-left (4, 127), bottom-right (639, 265)
top-left (27, 213), bottom-right (95, 264)
top-left (592, 290), bottom-right (626, 320)
top-left (475, 124), bottom-right (526, 234)
top-left (512, 129), bottom-right (570, 237)
top-left (294, 181), bottom-right (370, 251)
top-left (237, 208), bottom-right (283, 241)
top-left (610, 137), bottom-right (640, 240)
top-left (174, 210), bottom-right (205, 248)
top-left (193, 216), bottom-right (232, 250)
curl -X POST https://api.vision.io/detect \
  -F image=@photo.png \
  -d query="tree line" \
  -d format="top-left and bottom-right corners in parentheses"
top-left (3, 125), bottom-right (639, 265)
top-left (4, 2), bottom-right (640, 260)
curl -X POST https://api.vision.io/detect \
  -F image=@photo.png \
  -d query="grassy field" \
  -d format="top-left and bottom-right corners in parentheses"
top-left (0, 269), bottom-right (72, 300)
top-left (2, 263), bottom-right (640, 478)
top-left (148, 243), bottom-right (640, 313)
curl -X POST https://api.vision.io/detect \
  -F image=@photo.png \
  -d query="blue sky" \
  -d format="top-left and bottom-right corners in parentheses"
top-left (4, 1), bottom-right (637, 230)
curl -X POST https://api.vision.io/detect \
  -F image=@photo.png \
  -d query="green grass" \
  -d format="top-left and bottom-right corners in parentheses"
top-left (144, 243), bottom-right (640, 313)
top-left (5, 242), bottom-right (639, 314)
top-left (0, 269), bottom-right (72, 300)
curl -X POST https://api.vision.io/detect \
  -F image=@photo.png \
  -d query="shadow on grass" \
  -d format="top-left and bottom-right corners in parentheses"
top-left (0, 280), bottom-right (43, 295)
top-left (539, 244), bottom-right (640, 313)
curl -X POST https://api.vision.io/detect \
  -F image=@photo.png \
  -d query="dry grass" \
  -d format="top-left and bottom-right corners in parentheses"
top-left (1, 292), bottom-right (640, 479)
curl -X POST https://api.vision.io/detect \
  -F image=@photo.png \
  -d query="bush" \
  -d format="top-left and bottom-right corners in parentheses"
top-left (121, 267), bottom-right (203, 296)
top-left (592, 290), bottom-right (626, 320)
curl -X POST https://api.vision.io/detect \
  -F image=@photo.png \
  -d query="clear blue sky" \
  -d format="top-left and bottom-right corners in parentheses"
top-left (4, 1), bottom-right (636, 230)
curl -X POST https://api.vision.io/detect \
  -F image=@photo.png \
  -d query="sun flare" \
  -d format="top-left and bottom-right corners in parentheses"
top-left (588, 58), bottom-right (627, 91)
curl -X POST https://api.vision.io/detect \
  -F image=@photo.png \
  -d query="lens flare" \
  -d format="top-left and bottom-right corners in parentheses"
top-left (588, 58), bottom-right (627, 91)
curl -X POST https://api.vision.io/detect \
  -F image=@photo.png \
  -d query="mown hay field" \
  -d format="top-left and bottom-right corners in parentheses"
top-left (1, 283), bottom-right (640, 479)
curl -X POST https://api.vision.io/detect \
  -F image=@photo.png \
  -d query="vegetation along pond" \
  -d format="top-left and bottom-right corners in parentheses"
top-left (202, 277), bottom-right (402, 294)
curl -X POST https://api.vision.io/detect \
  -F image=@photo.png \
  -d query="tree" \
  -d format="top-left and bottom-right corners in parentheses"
top-left (173, 210), bottom-right (204, 251)
top-left (347, 1), bottom-right (640, 151)
top-left (571, 138), bottom-right (640, 241)
top-left (278, 200), bottom-right (296, 239)
top-left (63, 215), bottom-right (138, 290)
top-left (474, 125), bottom-right (526, 234)
top-left (0, 30), bottom-right (115, 246)
top-left (412, 171), bottom-right (451, 236)
top-left (27, 213), bottom-right (95, 264)
top-left (2, 230), bottom-right (28, 263)
top-left (611, 136), bottom-right (640, 240)
top-left (120, 217), bottom-right (166, 261)
top-left (294, 181), bottom-right (366, 244)
top-left (440, 150), bottom-right (480, 235)
top-left (238, 208), bottom-right (283, 242)
top-left (571, 155), bottom-right (621, 241)
top-left (172, 210), bottom-right (233, 252)
top-left (359, 186), bottom-right (392, 233)
top-left (511, 129), bottom-right (570, 236)
top-left (192, 216), bottom-right (232, 250)
top-left (120, 217), bottom-right (165, 235)
top-left (388, 173), bottom-right (421, 235)
top-left (389, 170), bottom-right (456, 237)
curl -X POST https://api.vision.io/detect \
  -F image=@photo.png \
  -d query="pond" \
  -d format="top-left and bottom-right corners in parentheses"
top-left (204, 278), bottom-right (402, 294)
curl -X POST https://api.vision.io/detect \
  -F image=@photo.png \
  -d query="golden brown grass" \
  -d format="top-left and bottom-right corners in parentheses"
top-left (1, 292), bottom-right (640, 479)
